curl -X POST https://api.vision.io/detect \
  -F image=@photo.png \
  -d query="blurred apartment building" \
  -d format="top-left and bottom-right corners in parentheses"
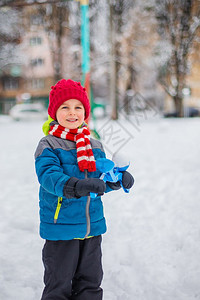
top-left (187, 48), bottom-right (200, 107)
top-left (0, 4), bottom-right (80, 114)
top-left (165, 46), bottom-right (200, 113)
top-left (0, 7), bottom-right (53, 113)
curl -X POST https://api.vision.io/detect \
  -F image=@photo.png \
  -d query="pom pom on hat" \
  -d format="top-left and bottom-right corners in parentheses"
top-left (48, 79), bottom-right (90, 120)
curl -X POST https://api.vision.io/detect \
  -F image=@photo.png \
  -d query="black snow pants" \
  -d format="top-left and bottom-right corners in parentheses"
top-left (41, 235), bottom-right (103, 300)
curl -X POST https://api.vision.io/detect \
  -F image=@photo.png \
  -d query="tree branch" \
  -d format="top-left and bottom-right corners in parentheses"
top-left (0, 0), bottom-right (69, 8)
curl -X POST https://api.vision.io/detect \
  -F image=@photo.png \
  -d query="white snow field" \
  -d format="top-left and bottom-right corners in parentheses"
top-left (0, 114), bottom-right (200, 300)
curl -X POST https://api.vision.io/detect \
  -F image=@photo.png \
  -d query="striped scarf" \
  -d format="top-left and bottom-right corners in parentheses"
top-left (49, 124), bottom-right (96, 172)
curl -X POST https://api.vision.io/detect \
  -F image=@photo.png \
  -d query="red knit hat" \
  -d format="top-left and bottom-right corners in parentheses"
top-left (48, 79), bottom-right (90, 120)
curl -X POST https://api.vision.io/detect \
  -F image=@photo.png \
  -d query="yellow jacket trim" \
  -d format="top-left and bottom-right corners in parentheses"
top-left (74, 236), bottom-right (93, 240)
top-left (54, 197), bottom-right (63, 224)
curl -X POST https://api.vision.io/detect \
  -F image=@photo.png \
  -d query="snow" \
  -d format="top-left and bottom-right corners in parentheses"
top-left (0, 115), bottom-right (200, 299)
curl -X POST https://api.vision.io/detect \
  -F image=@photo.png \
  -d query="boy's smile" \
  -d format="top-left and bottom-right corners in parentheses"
top-left (66, 118), bottom-right (78, 122)
top-left (56, 99), bottom-right (85, 129)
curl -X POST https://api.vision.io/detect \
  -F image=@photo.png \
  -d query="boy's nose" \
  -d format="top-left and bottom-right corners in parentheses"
top-left (69, 109), bottom-right (75, 115)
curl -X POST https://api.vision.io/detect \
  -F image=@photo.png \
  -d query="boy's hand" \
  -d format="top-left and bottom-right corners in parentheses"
top-left (75, 178), bottom-right (106, 197)
top-left (63, 177), bottom-right (106, 198)
top-left (121, 171), bottom-right (134, 189)
top-left (107, 171), bottom-right (134, 190)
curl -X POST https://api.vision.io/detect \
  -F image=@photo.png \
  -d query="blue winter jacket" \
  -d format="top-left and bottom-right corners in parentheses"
top-left (35, 134), bottom-right (112, 241)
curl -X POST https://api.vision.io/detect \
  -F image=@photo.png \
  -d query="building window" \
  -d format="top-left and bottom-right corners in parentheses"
top-left (30, 37), bottom-right (42, 46)
top-left (31, 78), bottom-right (45, 89)
top-left (30, 58), bottom-right (44, 67)
top-left (30, 14), bottom-right (43, 26)
top-left (3, 77), bottom-right (19, 90)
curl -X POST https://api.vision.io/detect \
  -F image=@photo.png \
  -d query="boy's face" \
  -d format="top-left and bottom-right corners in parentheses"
top-left (56, 99), bottom-right (85, 129)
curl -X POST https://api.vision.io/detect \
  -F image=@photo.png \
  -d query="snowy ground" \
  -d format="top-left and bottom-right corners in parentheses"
top-left (0, 114), bottom-right (200, 300)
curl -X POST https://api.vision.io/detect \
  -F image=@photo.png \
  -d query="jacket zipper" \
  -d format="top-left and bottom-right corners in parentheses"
top-left (54, 197), bottom-right (63, 224)
top-left (84, 169), bottom-right (91, 238)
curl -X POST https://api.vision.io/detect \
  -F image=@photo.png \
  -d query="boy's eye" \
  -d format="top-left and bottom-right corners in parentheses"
top-left (60, 105), bottom-right (83, 110)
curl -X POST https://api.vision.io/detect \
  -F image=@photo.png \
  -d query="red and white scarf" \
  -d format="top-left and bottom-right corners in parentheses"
top-left (49, 124), bottom-right (96, 172)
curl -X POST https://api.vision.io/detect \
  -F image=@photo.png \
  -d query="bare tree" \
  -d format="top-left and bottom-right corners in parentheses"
top-left (155, 0), bottom-right (200, 117)
top-left (41, 2), bottom-right (70, 82)
top-left (108, 0), bottom-right (135, 119)
top-left (0, 8), bottom-right (22, 71)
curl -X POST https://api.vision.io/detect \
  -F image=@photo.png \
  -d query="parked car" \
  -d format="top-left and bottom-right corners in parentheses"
top-left (164, 107), bottom-right (200, 118)
top-left (9, 103), bottom-right (47, 121)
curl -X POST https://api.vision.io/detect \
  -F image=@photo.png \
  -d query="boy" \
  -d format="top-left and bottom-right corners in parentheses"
top-left (35, 79), bottom-right (134, 299)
